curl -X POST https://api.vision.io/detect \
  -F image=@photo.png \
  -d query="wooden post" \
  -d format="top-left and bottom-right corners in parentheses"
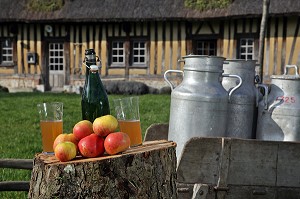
top-left (28, 140), bottom-right (177, 199)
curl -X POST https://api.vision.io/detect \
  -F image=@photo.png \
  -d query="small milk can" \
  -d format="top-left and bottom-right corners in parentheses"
top-left (256, 65), bottom-right (300, 141)
top-left (164, 55), bottom-right (242, 162)
top-left (222, 59), bottom-right (257, 139)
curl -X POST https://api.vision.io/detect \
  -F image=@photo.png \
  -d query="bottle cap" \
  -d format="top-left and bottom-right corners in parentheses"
top-left (90, 65), bottom-right (99, 71)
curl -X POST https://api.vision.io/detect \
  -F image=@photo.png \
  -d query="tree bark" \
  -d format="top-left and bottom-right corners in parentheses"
top-left (28, 140), bottom-right (177, 199)
top-left (257, 0), bottom-right (270, 83)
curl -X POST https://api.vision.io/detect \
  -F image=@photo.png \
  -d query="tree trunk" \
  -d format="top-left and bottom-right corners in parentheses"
top-left (28, 140), bottom-right (177, 199)
top-left (257, 0), bottom-right (270, 83)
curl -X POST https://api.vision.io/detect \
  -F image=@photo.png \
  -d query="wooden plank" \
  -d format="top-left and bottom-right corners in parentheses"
top-left (177, 137), bottom-right (223, 184)
top-left (172, 22), bottom-right (178, 70)
top-left (36, 25), bottom-right (42, 75)
top-left (276, 18), bottom-right (283, 75)
top-left (228, 20), bottom-right (235, 59)
top-left (23, 25), bottom-right (28, 74)
top-left (29, 24), bottom-right (35, 74)
top-left (17, 24), bottom-right (23, 74)
top-left (180, 23), bottom-right (186, 70)
top-left (165, 22), bottom-right (171, 71)
top-left (149, 22), bottom-right (156, 74)
top-left (227, 139), bottom-right (277, 186)
top-left (0, 181), bottom-right (30, 192)
top-left (285, 17), bottom-right (297, 65)
top-left (291, 18), bottom-right (300, 65)
top-left (89, 25), bottom-right (94, 49)
top-left (227, 185), bottom-right (276, 199)
top-left (269, 18), bottom-right (275, 76)
top-left (69, 26), bottom-right (75, 74)
top-left (157, 22), bottom-right (163, 74)
top-left (223, 21), bottom-right (230, 58)
top-left (0, 159), bottom-right (33, 169)
top-left (100, 26), bottom-right (107, 75)
top-left (277, 142), bottom-right (300, 187)
top-left (95, 24), bottom-right (100, 68)
top-left (81, 25), bottom-right (87, 75)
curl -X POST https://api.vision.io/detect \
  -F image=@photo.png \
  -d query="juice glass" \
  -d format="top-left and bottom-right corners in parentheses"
top-left (113, 97), bottom-right (142, 146)
top-left (37, 102), bottom-right (63, 153)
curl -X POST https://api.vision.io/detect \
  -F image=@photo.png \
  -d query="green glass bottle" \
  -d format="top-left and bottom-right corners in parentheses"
top-left (81, 49), bottom-right (110, 122)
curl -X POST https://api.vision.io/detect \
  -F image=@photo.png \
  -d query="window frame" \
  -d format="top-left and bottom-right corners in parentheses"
top-left (0, 37), bottom-right (14, 66)
top-left (110, 39), bottom-right (126, 67)
top-left (130, 39), bottom-right (148, 67)
top-left (108, 37), bottom-right (148, 68)
top-left (191, 35), bottom-right (218, 56)
top-left (238, 38), bottom-right (255, 60)
top-left (236, 33), bottom-right (258, 60)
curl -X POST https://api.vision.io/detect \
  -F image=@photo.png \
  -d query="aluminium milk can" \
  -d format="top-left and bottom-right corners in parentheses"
top-left (256, 65), bottom-right (300, 141)
top-left (222, 59), bottom-right (258, 139)
top-left (164, 55), bottom-right (242, 162)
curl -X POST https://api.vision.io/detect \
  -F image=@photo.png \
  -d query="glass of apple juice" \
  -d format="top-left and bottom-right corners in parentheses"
top-left (37, 102), bottom-right (63, 153)
top-left (113, 96), bottom-right (142, 147)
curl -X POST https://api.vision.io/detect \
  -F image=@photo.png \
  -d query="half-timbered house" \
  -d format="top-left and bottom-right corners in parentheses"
top-left (0, 0), bottom-right (299, 91)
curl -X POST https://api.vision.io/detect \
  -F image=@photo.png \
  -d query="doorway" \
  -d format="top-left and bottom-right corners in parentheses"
top-left (48, 42), bottom-right (65, 91)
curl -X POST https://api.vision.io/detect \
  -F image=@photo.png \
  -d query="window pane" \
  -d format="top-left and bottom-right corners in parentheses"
top-left (239, 38), bottom-right (254, 60)
top-left (1, 38), bottom-right (14, 64)
top-left (132, 41), bottom-right (147, 65)
top-left (195, 40), bottom-right (216, 56)
top-left (111, 41), bottom-right (125, 66)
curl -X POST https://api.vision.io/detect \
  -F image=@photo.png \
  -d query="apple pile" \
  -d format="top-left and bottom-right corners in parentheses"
top-left (53, 115), bottom-right (131, 162)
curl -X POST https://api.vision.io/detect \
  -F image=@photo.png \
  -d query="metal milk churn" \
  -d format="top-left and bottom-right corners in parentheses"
top-left (256, 65), bottom-right (300, 141)
top-left (164, 55), bottom-right (242, 162)
top-left (222, 59), bottom-right (257, 139)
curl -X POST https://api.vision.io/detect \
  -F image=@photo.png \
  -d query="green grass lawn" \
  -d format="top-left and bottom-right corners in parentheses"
top-left (0, 92), bottom-right (170, 199)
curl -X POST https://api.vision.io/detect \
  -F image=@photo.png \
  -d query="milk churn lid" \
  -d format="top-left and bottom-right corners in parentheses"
top-left (181, 54), bottom-right (225, 72)
top-left (90, 65), bottom-right (99, 71)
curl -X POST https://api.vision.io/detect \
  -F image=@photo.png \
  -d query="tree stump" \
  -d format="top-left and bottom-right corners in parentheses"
top-left (28, 140), bottom-right (177, 199)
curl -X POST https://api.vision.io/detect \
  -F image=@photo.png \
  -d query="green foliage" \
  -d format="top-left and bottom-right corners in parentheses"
top-left (28, 0), bottom-right (64, 12)
top-left (185, 0), bottom-right (233, 11)
top-left (0, 92), bottom-right (170, 199)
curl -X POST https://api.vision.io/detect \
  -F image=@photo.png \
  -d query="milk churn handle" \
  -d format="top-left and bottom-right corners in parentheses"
top-left (284, 65), bottom-right (299, 76)
top-left (257, 84), bottom-right (269, 110)
top-left (222, 74), bottom-right (242, 101)
top-left (164, 70), bottom-right (184, 90)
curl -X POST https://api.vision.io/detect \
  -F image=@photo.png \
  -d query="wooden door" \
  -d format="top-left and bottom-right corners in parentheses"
top-left (48, 42), bottom-right (65, 90)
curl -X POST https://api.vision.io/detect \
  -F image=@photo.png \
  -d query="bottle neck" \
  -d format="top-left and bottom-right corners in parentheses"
top-left (85, 54), bottom-right (97, 78)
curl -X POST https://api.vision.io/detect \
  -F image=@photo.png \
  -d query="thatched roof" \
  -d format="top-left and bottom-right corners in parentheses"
top-left (0, 0), bottom-right (299, 23)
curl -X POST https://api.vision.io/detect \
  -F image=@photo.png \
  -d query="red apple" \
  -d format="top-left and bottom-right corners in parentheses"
top-left (104, 132), bottom-right (131, 155)
top-left (93, 115), bottom-right (118, 137)
top-left (73, 120), bottom-right (93, 141)
top-left (78, 134), bottom-right (105, 158)
top-left (53, 133), bottom-right (78, 151)
top-left (54, 141), bottom-right (77, 162)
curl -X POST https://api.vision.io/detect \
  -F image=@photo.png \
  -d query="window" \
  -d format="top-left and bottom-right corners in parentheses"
top-left (239, 38), bottom-right (254, 60)
top-left (111, 41), bottom-right (125, 66)
top-left (1, 38), bottom-right (13, 65)
top-left (110, 39), bottom-right (148, 67)
top-left (132, 41), bottom-right (146, 66)
top-left (195, 40), bottom-right (216, 56)
top-left (49, 43), bottom-right (64, 71)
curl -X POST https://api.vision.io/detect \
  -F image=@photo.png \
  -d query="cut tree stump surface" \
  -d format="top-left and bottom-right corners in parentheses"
top-left (28, 140), bottom-right (177, 199)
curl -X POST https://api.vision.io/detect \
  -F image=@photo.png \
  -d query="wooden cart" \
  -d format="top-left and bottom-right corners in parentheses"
top-left (145, 123), bottom-right (300, 199)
